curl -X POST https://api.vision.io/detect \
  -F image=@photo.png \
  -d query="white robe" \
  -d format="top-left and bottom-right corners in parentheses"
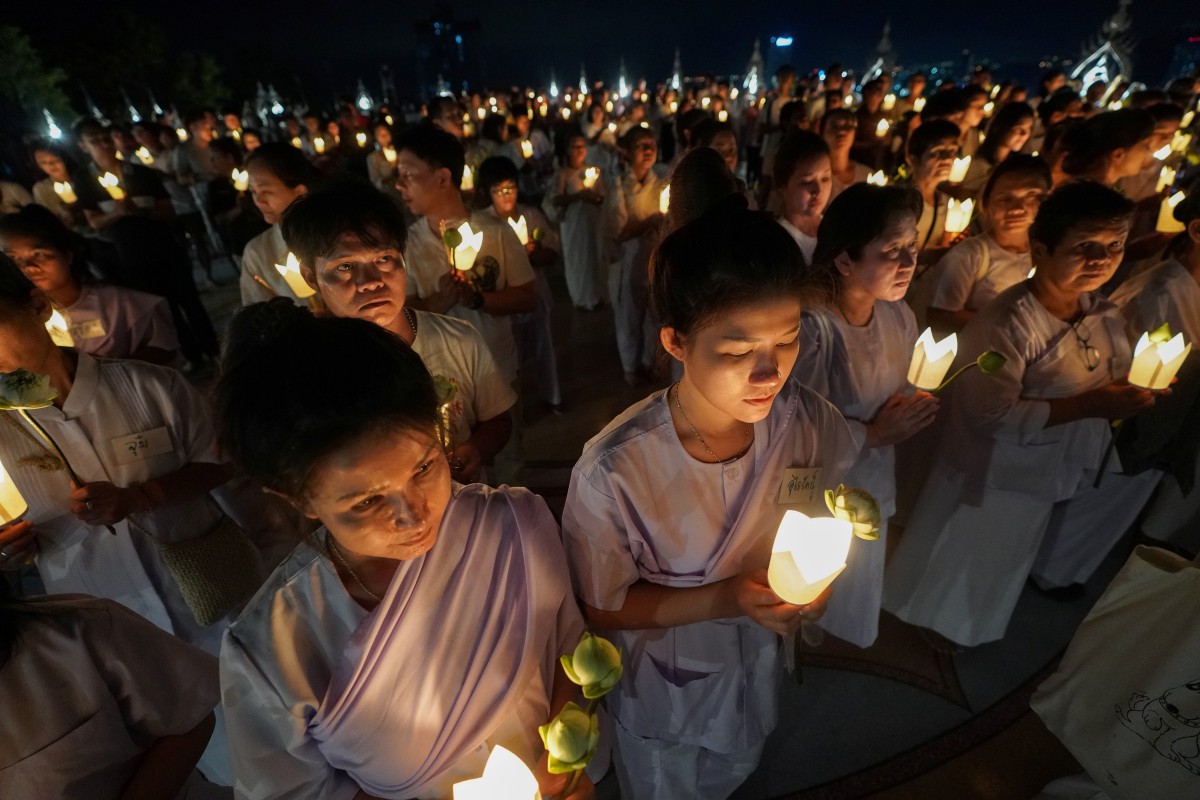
top-left (61, 283), bottom-right (181, 366)
top-left (562, 378), bottom-right (856, 756)
top-left (240, 225), bottom-right (305, 307)
top-left (884, 283), bottom-right (1155, 646)
top-left (221, 485), bottom-right (584, 800)
top-left (776, 217), bottom-right (818, 266)
top-left (792, 302), bottom-right (917, 647)
top-left (543, 166), bottom-right (607, 310)
top-left (607, 165), bottom-right (668, 373)
top-left (927, 234), bottom-right (1032, 320)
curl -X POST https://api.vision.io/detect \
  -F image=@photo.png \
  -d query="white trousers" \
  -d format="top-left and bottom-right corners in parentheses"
top-left (613, 257), bottom-right (657, 374)
top-left (818, 518), bottom-right (889, 648)
top-left (612, 718), bottom-right (763, 800)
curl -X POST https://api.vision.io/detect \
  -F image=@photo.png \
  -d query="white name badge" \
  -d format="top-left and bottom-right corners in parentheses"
top-left (110, 427), bottom-right (173, 465)
top-left (778, 467), bottom-right (823, 505)
top-left (69, 318), bottom-right (106, 340)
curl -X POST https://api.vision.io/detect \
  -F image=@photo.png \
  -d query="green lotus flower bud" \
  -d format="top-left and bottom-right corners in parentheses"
top-left (538, 701), bottom-right (599, 773)
top-left (531, 226), bottom-right (545, 243)
top-left (1149, 323), bottom-right (1173, 344)
top-left (976, 351), bottom-right (1007, 374)
top-left (0, 370), bottom-right (59, 410)
top-left (560, 631), bottom-right (623, 699)
top-left (442, 228), bottom-right (463, 248)
top-left (824, 484), bottom-right (882, 541)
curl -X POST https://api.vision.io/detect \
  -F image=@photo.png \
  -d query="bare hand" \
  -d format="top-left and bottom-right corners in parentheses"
top-left (732, 569), bottom-right (828, 636)
top-left (70, 481), bottom-right (136, 526)
top-left (448, 443), bottom-right (482, 483)
top-left (431, 273), bottom-right (462, 314)
top-left (0, 520), bottom-right (37, 568)
top-left (1082, 382), bottom-right (1157, 420)
top-left (866, 391), bottom-right (940, 447)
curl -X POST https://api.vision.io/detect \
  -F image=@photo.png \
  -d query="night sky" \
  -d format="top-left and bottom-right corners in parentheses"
top-left (10, 0), bottom-right (1200, 102)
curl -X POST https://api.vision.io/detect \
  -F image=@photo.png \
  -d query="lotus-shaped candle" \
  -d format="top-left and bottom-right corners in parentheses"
top-left (875, 119), bottom-right (890, 138)
top-left (98, 172), bottom-right (126, 201)
top-left (947, 155), bottom-right (971, 184)
top-left (866, 171), bottom-right (887, 186)
top-left (1157, 192), bottom-right (1186, 234)
top-left (767, 510), bottom-right (854, 606)
top-left (508, 215), bottom-right (530, 246)
top-left (53, 181), bottom-right (78, 204)
top-left (452, 745), bottom-right (539, 800)
top-left (1128, 323), bottom-right (1191, 390)
top-left (45, 308), bottom-right (73, 347)
top-left (444, 222), bottom-right (483, 272)
top-left (275, 252), bottom-right (316, 299)
top-left (461, 164), bottom-right (475, 191)
top-left (232, 168), bottom-right (249, 192)
top-left (0, 460), bottom-right (28, 526)
top-left (659, 184), bottom-right (670, 215)
top-left (581, 167), bottom-right (599, 189)
top-left (944, 198), bottom-right (974, 234)
top-left (908, 328), bottom-right (958, 390)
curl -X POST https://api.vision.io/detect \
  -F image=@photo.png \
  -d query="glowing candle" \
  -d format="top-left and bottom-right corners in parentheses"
top-left (1156, 192), bottom-right (1187, 234)
top-left (508, 215), bottom-right (529, 245)
top-left (461, 165), bottom-right (475, 191)
top-left (291, 136), bottom-right (303, 149)
top-left (452, 222), bottom-right (483, 271)
top-left (1181, 110), bottom-right (1195, 129)
top-left (983, 101), bottom-right (995, 117)
top-left (452, 745), bottom-right (539, 800)
top-left (1171, 131), bottom-right (1192, 154)
top-left (607, 122), bottom-right (617, 134)
top-left (53, 181), bottom-right (77, 204)
top-left (520, 139), bottom-right (533, 159)
top-left (232, 168), bottom-right (249, 192)
top-left (1129, 330), bottom-right (1192, 390)
top-left (945, 198), bottom-right (975, 234)
top-left (882, 93), bottom-right (896, 111)
top-left (313, 137), bottom-right (326, 154)
top-left (913, 97), bottom-right (926, 113)
top-left (990, 84), bottom-right (1002, 98)
top-left (1154, 144), bottom-right (1172, 161)
top-left (45, 308), bottom-right (73, 347)
top-left (356, 132), bottom-right (367, 147)
top-left (718, 109), bottom-right (729, 123)
top-left (605, 100), bottom-right (614, 113)
top-left (1157, 165), bottom-right (1176, 193)
top-left (948, 155), bottom-right (972, 183)
top-left (562, 107), bottom-right (572, 120)
top-left (134, 146), bottom-right (154, 165)
top-left (538, 103), bottom-right (549, 117)
top-left (582, 167), bottom-right (599, 189)
top-left (669, 100), bottom-right (679, 114)
top-left (0, 460), bottom-right (28, 526)
top-left (476, 107), bottom-right (487, 120)
top-left (767, 510), bottom-right (854, 606)
top-left (176, 127), bottom-right (188, 141)
top-left (659, 184), bottom-right (670, 215)
top-left (701, 97), bottom-right (711, 109)
top-left (383, 146), bottom-right (397, 164)
top-left (908, 328), bottom-right (958, 390)
top-left (275, 252), bottom-right (316, 299)
top-left (875, 119), bottom-right (890, 138)
top-left (385, 114), bottom-right (394, 126)
top-left (98, 172), bottom-right (126, 201)
top-left (866, 171), bottom-right (887, 186)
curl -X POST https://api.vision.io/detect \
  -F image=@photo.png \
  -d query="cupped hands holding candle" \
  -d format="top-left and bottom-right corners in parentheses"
top-left (1128, 323), bottom-right (1191, 390)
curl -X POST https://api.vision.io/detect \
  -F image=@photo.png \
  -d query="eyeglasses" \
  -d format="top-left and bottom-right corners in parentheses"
top-left (1070, 319), bottom-right (1101, 372)
top-left (491, 185), bottom-right (517, 196)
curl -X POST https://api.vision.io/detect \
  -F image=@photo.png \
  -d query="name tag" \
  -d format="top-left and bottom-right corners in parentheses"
top-left (110, 427), bottom-right (173, 464)
top-left (69, 318), bottom-right (106, 340)
top-left (778, 467), bottom-right (823, 505)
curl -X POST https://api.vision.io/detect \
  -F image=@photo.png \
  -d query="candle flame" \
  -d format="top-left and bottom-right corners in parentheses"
top-left (453, 222), bottom-right (484, 271)
top-left (507, 215), bottom-right (529, 245)
top-left (134, 146), bottom-right (154, 165)
top-left (659, 184), bottom-right (670, 215)
top-left (875, 119), bottom-right (890, 138)
top-left (232, 168), bottom-right (249, 192)
top-left (356, 132), bottom-right (367, 147)
top-left (767, 510), bottom-right (854, 606)
top-left (520, 139), bottom-right (533, 159)
top-left (866, 171), bottom-right (887, 186)
top-left (913, 97), bottom-right (926, 113)
top-left (383, 146), bottom-right (397, 163)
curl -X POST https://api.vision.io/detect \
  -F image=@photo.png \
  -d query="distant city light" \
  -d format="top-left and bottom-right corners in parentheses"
top-left (772, 36), bottom-right (793, 47)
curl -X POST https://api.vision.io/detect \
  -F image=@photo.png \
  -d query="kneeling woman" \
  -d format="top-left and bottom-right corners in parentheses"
top-left (562, 192), bottom-right (857, 798)
top-left (216, 301), bottom-right (588, 798)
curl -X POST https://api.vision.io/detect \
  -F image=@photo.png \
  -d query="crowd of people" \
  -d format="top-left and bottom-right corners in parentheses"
top-left (0, 51), bottom-right (1198, 800)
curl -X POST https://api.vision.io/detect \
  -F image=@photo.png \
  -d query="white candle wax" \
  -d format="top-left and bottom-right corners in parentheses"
top-left (767, 510), bottom-right (854, 606)
top-left (908, 328), bottom-right (958, 389)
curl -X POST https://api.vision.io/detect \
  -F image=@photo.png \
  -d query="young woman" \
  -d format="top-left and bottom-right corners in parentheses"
top-left (0, 206), bottom-right (181, 365)
top-left (205, 137), bottom-right (269, 260)
top-left (216, 302), bottom-right (589, 799)
top-left (792, 185), bottom-right (939, 648)
top-left (239, 143), bottom-right (315, 305)
top-left (365, 121), bottom-right (400, 199)
top-left (1060, 108), bottom-right (1156, 188)
top-left (29, 140), bottom-right (86, 230)
top-left (543, 130), bottom-right (607, 311)
top-left (772, 130), bottom-right (833, 265)
top-left (821, 109), bottom-right (872, 201)
top-left (923, 155), bottom-right (1051, 333)
top-left (607, 126), bottom-right (669, 385)
top-left (479, 156), bottom-right (564, 412)
top-left (959, 101), bottom-right (1035, 196)
top-left (562, 182), bottom-right (857, 797)
top-left (885, 182), bottom-right (1160, 649)
top-left (904, 119), bottom-right (961, 258)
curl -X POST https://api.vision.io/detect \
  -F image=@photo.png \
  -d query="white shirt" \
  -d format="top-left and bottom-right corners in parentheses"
top-left (241, 225), bottom-right (306, 307)
top-left (930, 234), bottom-right (1033, 314)
top-left (776, 217), bottom-right (818, 265)
top-left (404, 212), bottom-right (535, 383)
top-left (61, 283), bottom-right (180, 365)
top-left (1110, 258), bottom-right (1200, 345)
top-left (409, 309), bottom-right (516, 447)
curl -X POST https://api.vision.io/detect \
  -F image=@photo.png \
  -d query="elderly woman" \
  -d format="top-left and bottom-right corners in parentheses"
top-left (216, 302), bottom-right (589, 799)
top-left (885, 182), bottom-right (1161, 649)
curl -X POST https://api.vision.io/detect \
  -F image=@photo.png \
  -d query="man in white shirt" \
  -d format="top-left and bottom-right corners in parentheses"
top-left (282, 183), bottom-right (514, 484)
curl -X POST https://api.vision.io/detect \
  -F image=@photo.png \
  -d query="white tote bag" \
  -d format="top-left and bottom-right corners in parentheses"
top-left (1031, 546), bottom-right (1200, 800)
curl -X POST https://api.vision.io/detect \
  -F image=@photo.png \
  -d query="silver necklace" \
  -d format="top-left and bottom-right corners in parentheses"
top-left (327, 535), bottom-right (382, 603)
top-left (403, 306), bottom-right (418, 337)
top-left (672, 384), bottom-right (751, 464)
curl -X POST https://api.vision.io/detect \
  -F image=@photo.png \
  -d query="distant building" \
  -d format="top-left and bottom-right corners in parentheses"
top-left (414, 5), bottom-right (481, 100)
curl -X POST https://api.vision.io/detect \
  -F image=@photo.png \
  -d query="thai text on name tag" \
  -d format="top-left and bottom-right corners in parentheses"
top-left (778, 467), bottom-right (823, 505)
top-left (111, 427), bottom-right (173, 464)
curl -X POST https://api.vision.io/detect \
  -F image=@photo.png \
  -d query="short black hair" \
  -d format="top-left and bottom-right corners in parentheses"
top-left (72, 117), bottom-right (107, 140)
top-left (651, 205), bottom-right (811, 335)
top-left (244, 142), bottom-right (316, 189)
top-left (664, 147), bottom-right (740, 233)
top-left (979, 101), bottom-right (1034, 165)
top-left (0, 251), bottom-right (36, 309)
top-left (1146, 103), bottom-right (1185, 126)
top-left (1038, 88), bottom-right (1081, 126)
top-left (281, 183), bottom-right (408, 271)
top-left (773, 130), bottom-right (830, 187)
top-left (981, 153), bottom-right (1051, 204)
top-left (218, 299), bottom-right (438, 499)
top-left (920, 89), bottom-right (968, 121)
top-left (184, 109), bottom-right (210, 127)
top-left (0, 205), bottom-right (91, 287)
top-left (907, 119), bottom-right (961, 160)
top-left (1061, 108), bottom-right (1155, 176)
top-left (476, 156), bottom-right (519, 200)
top-left (1028, 181), bottom-right (1134, 252)
top-left (693, 119), bottom-right (734, 148)
top-left (962, 84), bottom-right (990, 104)
top-left (396, 124), bottom-right (466, 189)
top-left (208, 137), bottom-right (242, 165)
top-left (811, 184), bottom-right (922, 298)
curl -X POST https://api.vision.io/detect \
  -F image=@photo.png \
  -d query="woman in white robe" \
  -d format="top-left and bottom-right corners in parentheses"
top-left (543, 132), bottom-right (606, 311)
top-left (240, 145), bottom-right (313, 305)
top-left (0, 206), bottom-right (180, 366)
top-left (215, 304), bottom-right (589, 799)
top-left (771, 131), bottom-right (833, 266)
top-left (563, 198), bottom-right (857, 799)
top-left (792, 185), bottom-right (939, 648)
top-left (1108, 192), bottom-right (1200, 553)
top-left (885, 182), bottom-right (1162, 648)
